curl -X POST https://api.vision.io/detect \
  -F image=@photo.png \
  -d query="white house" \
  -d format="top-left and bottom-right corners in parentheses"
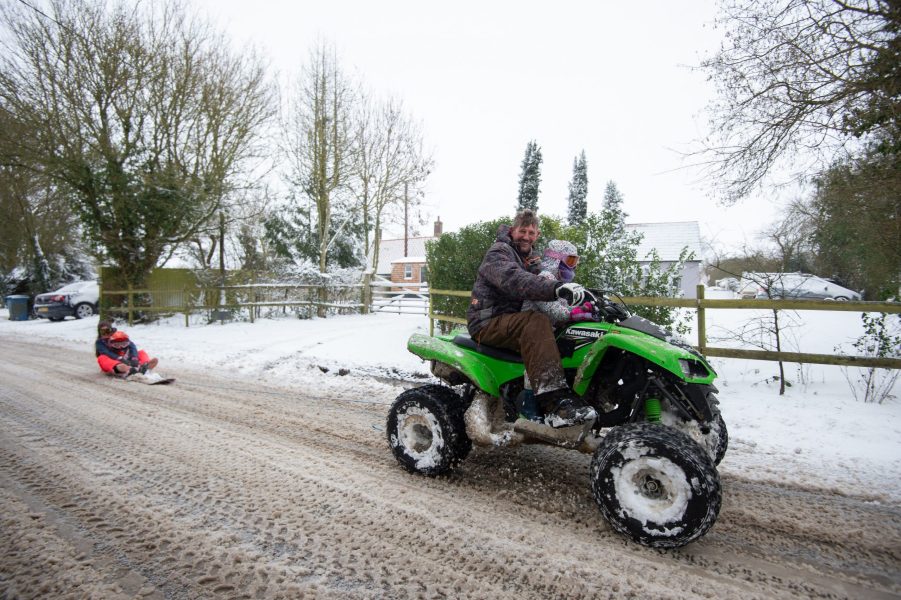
top-left (627, 221), bottom-right (703, 298)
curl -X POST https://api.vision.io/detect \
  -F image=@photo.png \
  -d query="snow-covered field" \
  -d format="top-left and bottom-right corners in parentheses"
top-left (2, 304), bottom-right (899, 502)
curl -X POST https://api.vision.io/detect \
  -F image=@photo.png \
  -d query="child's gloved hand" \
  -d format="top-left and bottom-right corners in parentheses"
top-left (569, 302), bottom-right (594, 322)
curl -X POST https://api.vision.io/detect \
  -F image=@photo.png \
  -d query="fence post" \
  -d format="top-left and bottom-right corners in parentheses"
top-left (318, 284), bottom-right (327, 318)
top-left (249, 272), bottom-right (255, 323)
top-left (183, 285), bottom-right (190, 328)
top-left (361, 273), bottom-right (371, 315)
top-left (127, 283), bottom-right (134, 327)
top-left (429, 292), bottom-right (434, 337)
top-left (696, 284), bottom-right (706, 356)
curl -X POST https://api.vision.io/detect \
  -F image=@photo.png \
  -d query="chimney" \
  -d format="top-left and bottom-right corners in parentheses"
top-left (433, 217), bottom-right (443, 237)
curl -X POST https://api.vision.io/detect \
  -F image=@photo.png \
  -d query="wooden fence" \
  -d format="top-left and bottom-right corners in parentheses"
top-left (428, 285), bottom-right (901, 370)
top-left (101, 276), bottom-right (430, 325)
top-left (101, 282), bottom-right (366, 326)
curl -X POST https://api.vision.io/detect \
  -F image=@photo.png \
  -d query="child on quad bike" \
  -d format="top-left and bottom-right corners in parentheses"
top-left (522, 239), bottom-right (595, 326)
top-left (96, 326), bottom-right (159, 376)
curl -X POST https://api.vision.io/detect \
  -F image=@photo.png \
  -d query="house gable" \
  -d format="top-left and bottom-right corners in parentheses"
top-left (376, 237), bottom-right (435, 276)
top-left (626, 221), bottom-right (702, 262)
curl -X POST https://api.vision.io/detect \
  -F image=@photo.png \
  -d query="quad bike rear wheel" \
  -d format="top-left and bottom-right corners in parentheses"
top-left (387, 385), bottom-right (470, 476)
top-left (590, 422), bottom-right (721, 548)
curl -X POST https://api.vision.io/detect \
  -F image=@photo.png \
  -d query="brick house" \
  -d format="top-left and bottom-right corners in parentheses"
top-left (375, 219), bottom-right (443, 286)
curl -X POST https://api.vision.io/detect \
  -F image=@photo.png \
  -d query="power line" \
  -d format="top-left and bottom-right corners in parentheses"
top-left (14, 0), bottom-right (76, 38)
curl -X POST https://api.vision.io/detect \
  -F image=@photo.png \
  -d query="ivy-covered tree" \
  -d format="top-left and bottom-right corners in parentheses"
top-left (806, 144), bottom-right (900, 300)
top-left (566, 151), bottom-right (588, 225)
top-left (516, 140), bottom-right (543, 212)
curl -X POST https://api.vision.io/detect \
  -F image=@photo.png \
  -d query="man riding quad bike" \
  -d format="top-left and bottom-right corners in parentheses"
top-left (386, 290), bottom-right (727, 548)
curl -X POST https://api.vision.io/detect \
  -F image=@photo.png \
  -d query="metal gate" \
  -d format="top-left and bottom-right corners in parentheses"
top-left (369, 278), bottom-right (429, 315)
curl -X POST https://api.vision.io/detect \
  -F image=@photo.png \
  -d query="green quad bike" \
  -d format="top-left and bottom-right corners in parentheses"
top-left (386, 290), bottom-right (727, 548)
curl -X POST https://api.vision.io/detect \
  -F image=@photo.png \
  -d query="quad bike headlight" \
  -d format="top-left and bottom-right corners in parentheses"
top-left (679, 359), bottom-right (709, 379)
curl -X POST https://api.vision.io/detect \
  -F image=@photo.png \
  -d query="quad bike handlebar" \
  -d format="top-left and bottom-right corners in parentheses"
top-left (582, 288), bottom-right (630, 323)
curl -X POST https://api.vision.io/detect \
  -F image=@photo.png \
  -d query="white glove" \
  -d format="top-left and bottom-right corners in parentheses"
top-left (555, 283), bottom-right (585, 306)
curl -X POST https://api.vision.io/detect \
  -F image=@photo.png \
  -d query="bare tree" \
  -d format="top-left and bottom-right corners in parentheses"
top-left (759, 201), bottom-right (816, 272)
top-left (350, 94), bottom-right (433, 272)
top-left (698, 0), bottom-right (899, 203)
top-left (0, 0), bottom-right (274, 288)
top-left (707, 246), bottom-right (805, 395)
top-left (281, 41), bottom-right (356, 274)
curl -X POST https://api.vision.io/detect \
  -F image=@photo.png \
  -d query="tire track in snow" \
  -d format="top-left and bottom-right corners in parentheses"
top-left (0, 337), bottom-right (898, 599)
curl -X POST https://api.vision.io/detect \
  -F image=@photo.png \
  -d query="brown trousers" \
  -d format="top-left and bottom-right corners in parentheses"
top-left (475, 311), bottom-right (567, 396)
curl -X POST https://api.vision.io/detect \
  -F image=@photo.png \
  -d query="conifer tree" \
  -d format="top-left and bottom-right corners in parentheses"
top-left (516, 140), bottom-right (543, 212)
top-left (603, 180), bottom-right (627, 233)
top-left (566, 150), bottom-right (588, 225)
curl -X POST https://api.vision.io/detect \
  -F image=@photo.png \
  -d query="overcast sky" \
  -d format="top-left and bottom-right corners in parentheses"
top-left (194, 0), bottom-right (785, 255)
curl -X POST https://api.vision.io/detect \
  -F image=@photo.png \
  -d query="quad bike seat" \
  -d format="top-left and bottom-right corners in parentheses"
top-left (452, 334), bottom-right (523, 363)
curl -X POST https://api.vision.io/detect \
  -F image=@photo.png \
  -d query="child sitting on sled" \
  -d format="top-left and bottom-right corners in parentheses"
top-left (95, 323), bottom-right (159, 376)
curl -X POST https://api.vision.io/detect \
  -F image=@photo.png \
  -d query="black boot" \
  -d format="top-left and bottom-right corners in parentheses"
top-left (535, 389), bottom-right (597, 428)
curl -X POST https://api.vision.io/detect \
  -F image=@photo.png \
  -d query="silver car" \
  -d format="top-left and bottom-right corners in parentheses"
top-left (33, 280), bottom-right (100, 320)
top-left (756, 274), bottom-right (861, 301)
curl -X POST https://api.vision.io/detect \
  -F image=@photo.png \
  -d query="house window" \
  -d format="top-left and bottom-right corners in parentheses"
top-left (404, 263), bottom-right (413, 279)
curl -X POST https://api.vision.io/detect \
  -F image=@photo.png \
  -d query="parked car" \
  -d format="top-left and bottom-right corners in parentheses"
top-left (33, 280), bottom-right (100, 320)
top-left (754, 273), bottom-right (861, 301)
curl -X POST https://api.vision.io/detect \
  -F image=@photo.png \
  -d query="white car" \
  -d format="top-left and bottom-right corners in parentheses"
top-left (33, 280), bottom-right (100, 320)
top-left (754, 273), bottom-right (861, 301)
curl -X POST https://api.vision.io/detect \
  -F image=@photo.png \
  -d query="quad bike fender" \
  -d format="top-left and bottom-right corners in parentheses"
top-left (407, 333), bottom-right (523, 397)
top-left (573, 332), bottom-right (715, 396)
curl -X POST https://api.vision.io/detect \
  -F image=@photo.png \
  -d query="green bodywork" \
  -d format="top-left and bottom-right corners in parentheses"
top-left (408, 321), bottom-right (716, 398)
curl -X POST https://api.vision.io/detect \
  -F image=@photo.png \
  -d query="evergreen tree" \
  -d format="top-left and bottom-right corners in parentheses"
top-left (603, 181), bottom-right (627, 233)
top-left (263, 191), bottom-right (364, 271)
top-left (566, 151), bottom-right (588, 225)
top-left (516, 140), bottom-right (543, 212)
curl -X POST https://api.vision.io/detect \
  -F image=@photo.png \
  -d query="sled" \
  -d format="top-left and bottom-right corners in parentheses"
top-left (125, 372), bottom-right (175, 385)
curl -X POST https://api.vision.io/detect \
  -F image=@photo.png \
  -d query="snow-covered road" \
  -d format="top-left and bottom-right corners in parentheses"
top-left (1, 337), bottom-right (898, 599)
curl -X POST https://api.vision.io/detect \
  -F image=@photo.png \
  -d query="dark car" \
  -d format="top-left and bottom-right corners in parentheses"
top-left (33, 280), bottom-right (100, 321)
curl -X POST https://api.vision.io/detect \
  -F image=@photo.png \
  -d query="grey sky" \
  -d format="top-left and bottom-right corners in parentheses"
top-left (196, 0), bottom-right (783, 254)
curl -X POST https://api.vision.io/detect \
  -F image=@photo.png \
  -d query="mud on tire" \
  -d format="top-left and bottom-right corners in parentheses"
top-left (387, 385), bottom-right (470, 476)
top-left (662, 403), bottom-right (729, 466)
top-left (590, 422), bottom-right (721, 548)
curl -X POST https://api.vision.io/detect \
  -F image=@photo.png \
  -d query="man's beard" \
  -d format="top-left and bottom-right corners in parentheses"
top-left (514, 240), bottom-right (532, 255)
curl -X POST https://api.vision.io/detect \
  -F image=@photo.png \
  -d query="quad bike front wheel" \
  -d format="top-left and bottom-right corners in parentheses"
top-left (590, 422), bottom-right (721, 548)
top-left (661, 405), bottom-right (729, 466)
top-left (387, 385), bottom-right (470, 476)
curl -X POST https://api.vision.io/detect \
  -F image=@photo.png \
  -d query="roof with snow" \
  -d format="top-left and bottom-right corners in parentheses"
top-left (626, 221), bottom-right (702, 262)
top-left (375, 237), bottom-right (435, 274)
